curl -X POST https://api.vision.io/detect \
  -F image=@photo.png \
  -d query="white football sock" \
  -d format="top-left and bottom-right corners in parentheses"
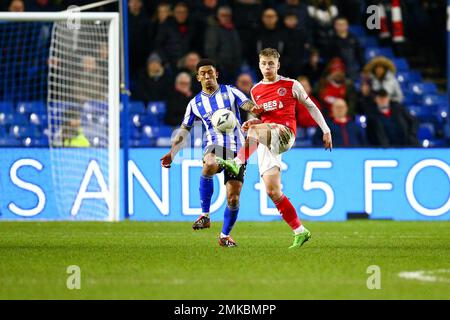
top-left (294, 225), bottom-right (305, 235)
top-left (220, 232), bottom-right (228, 238)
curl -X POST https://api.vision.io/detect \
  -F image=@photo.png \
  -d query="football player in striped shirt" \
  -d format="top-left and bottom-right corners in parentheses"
top-left (160, 59), bottom-right (263, 247)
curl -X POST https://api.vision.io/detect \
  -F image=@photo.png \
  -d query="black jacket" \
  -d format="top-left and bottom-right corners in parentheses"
top-left (366, 102), bottom-right (419, 147)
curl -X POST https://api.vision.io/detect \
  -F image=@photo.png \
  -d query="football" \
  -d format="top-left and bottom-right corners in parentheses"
top-left (211, 108), bottom-right (236, 132)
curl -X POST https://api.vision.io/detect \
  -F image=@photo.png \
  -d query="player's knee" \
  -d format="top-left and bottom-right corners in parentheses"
top-left (203, 161), bottom-right (217, 175)
top-left (227, 194), bottom-right (240, 208)
top-left (266, 187), bottom-right (281, 201)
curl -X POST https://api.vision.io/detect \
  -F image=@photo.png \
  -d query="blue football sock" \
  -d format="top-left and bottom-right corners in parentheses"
top-left (199, 174), bottom-right (214, 214)
top-left (222, 205), bottom-right (239, 236)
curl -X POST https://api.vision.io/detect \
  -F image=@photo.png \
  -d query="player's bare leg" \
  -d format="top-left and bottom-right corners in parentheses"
top-left (193, 153), bottom-right (221, 230)
top-left (218, 180), bottom-right (242, 247)
top-left (262, 167), bottom-right (311, 249)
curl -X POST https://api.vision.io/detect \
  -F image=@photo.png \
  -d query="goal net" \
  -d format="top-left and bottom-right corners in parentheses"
top-left (0, 12), bottom-right (120, 221)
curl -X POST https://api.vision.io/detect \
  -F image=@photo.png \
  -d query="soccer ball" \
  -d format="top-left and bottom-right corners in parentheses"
top-left (211, 109), bottom-right (236, 132)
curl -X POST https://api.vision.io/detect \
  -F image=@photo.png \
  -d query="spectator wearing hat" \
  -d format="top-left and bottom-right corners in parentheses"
top-left (363, 56), bottom-right (404, 103)
top-left (133, 52), bottom-right (173, 104)
top-left (318, 57), bottom-right (357, 117)
top-left (313, 98), bottom-right (365, 147)
top-left (366, 89), bottom-right (418, 146)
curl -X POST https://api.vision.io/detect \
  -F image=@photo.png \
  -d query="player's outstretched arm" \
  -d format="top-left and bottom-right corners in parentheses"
top-left (160, 125), bottom-right (191, 168)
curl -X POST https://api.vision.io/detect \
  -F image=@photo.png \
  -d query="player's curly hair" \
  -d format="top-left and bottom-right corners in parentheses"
top-left (259, 48), bottom-right (280, 59)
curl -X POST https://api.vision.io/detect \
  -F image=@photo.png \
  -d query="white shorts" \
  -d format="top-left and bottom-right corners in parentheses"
top-left (257, 124), bottom-right (295, 176)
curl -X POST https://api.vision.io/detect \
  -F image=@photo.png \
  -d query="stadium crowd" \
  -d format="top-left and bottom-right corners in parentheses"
top-left (0, 0), bottom-right (447, 147)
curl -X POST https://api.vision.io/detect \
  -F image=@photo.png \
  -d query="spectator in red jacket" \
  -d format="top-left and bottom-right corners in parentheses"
top-left (318, 57), bottom-right (356, 117)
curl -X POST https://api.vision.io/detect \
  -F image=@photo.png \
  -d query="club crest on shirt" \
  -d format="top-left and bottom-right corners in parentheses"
top-left (222, 93), bottom-right (229, 101)
top-left (277, 87), bottom-right (287, 96)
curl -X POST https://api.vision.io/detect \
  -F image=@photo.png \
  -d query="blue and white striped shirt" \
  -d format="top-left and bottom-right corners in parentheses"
top-left (182, 84), bottom-right (249, 152)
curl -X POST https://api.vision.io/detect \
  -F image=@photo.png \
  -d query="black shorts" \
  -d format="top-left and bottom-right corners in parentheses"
top-left (204, 145), bottom-right (246, 185)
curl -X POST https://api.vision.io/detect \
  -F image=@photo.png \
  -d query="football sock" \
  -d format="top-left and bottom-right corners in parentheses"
top-left (293, 225), bottom-right (305, 235)
top-left (236, 137), bottom-right (259, 165)
top-left (274, 194), bottom-right (302, 231)
top-left (222, 205), bottom-right (239, 236)
top-left (199, 174), bottom-right (214, 215)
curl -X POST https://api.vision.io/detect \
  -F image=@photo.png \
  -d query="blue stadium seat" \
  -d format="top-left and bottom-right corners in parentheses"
top-left (0, 137), bottom-right (21, 147)
top-left (391, 58), bottom-right (409, 72)
top-left (396, 71), bottom-right (422, 84)
top-left (129, 139), bottom-right (145, 148)
top-left (1, 111), bottom-right (28, 126)
top-left (421, 139), bottom-right (447, 148)
top-left (10, 125), bottom-right (40, 139)
top-left (147, 101), bottom-right (166, 119)
top-left (142, 113), bottom-right (163, 126)
top-left (402, 92), bottom-right (417, 105)
top-left (138, 136), bottom-right (156, 147)
top-left (130, 127), bottom-right (141, 139)
top-left (365, 47), bottom-right (395, 61)
top-left (17, 101), bottom-right (46, 114)
top-left (349, 25), bottom-right (366, 38)
top-left (355, 114), bottom-right (368, 128)
top-left (418, 123), bottom-right (435, 140)
top-left (396, 71), bottom-right (421, 85)
top-left (142, 125), bottom-right (174, 139)
top-left (0, 102), bottom-right (14, 113)
top-left (409, 82), bottom-right (438, 96)
top-left (358, 36), bottom-right (378, 48)
top-left (22, 137), bottom-right (49, 147)
top-left (128, 101), bottom-right (146, 114)
top-left (407, 105), bottom-right (437, 122)
top-left (422, 94), bottom-right (448, 108)
top-left (30, 112), bottom-right (48, 127)
top-left (435, 105), bottom-right (449, 122)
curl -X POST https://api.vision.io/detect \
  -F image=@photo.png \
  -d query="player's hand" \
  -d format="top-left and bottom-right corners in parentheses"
top-left (160, 152), bottom-right (172, 168)
top-left (242, 118), bottom-right (262, 132)
top-left (251, 104), bottom-right (264, 115)
top-left (323, 132), bottom-right (333, 151)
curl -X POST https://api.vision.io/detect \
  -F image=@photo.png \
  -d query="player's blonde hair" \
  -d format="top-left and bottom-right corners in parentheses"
top-left (259, 48), bottom-right (280, 60)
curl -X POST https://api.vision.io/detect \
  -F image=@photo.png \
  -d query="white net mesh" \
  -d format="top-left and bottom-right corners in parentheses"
top-left (47, 19), bottom-right (113, 220)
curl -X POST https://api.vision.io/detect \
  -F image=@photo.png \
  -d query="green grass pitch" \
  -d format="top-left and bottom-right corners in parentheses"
top-left (0, 220), bottom-right (449, 299)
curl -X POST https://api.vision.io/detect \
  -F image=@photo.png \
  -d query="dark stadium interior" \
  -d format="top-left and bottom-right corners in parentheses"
top-left (0, 0), bottom-right (448, 148)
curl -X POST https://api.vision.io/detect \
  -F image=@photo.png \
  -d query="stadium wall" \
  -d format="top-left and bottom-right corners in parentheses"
top-left (0, 148), bottom-right (448, 221)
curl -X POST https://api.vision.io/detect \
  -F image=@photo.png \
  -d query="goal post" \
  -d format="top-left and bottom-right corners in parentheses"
top-left (0, 12), bottom-right (120, 221)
